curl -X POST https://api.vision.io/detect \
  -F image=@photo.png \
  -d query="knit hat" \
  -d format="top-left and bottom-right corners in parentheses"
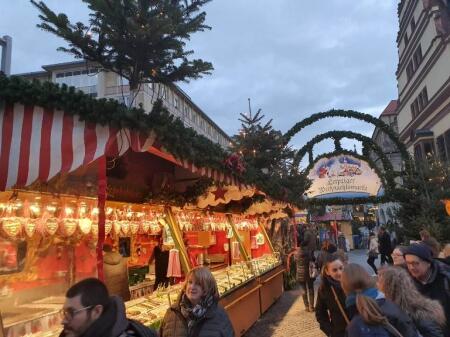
top-left (403, 243), bottom-right (433, 263)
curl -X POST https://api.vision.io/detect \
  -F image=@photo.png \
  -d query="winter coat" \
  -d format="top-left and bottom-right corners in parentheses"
top-left (300, 228), bottom-right (316, 254)
top-left (414, 319), bottom-right (444, 337)
top-left (315, 277), bottom-right (347, 337)
top-left (346, 298), bottom-right (418, 337)
top-left (297, 247), bottom-right (313, 283)
top-left (378, 232), bottom-right (392, 255)
top-left (368, 238), bottom-right (379, 255)
top-left (412, 260), bottom-right (450, 337)
top-left (160, 298), bottom-right (234, 337)
top-left (59, 296), bottom-right (157, 337)
top-left (103, 251), bottom-right (131, 301)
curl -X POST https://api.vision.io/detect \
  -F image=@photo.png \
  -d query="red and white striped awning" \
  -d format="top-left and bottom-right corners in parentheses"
top-left (0, 102), bottom-right (239, 191)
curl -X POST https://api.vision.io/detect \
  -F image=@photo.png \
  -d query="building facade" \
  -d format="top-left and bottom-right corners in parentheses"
top-left (16, 61), bottom-right (231, 148)
top-left (371, 100), bottom-right (402, 225)
top-left (396, 0), bottom-right (450, 161)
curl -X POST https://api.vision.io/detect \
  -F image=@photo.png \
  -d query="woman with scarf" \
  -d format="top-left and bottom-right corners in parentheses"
top-left (378, 266), bottom-right (446, 337)
top-left (160, 266), bottom-right (234, 337)
top-left (341, 263), bottom-right (418, 337)
top-left (315, 254), bottom-right (348, 337)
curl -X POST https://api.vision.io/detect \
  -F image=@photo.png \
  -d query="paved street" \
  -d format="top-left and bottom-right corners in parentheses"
top-left (245, 249), bottom-right (375, 337)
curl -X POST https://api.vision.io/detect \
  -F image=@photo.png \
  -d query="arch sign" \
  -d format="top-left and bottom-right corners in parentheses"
top-left (306, 154), bottom-right (383, 199)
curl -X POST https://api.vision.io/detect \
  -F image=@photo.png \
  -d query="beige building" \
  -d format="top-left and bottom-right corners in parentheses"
top-left (371, 100), bottom-right (402, 225)
top-left (396, 0), bottom-right (450, 161)
top-left (16, 61), bottom-right (231, 148)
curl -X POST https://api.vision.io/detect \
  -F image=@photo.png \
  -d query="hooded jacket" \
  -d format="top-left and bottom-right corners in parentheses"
top-left (160, 295), bottom-right (234, 337)
top-left (59, 296), bottom-right (157, 337)
top-left (346, 292), bottom-right (418, 337)
top-left (315, 276), bottom-right (347, 337)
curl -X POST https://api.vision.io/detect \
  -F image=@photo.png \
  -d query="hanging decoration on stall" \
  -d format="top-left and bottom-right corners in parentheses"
top-left (197, 185), bottom-right (257, 208)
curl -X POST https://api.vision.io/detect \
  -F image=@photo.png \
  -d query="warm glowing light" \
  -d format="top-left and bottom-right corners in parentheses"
top-left (65, 207), bottom-right (74, 216)
top-left (30, 204), bottom-right (41, 215)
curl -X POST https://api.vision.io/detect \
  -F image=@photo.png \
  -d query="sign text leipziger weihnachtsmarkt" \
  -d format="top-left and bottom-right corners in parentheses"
top-left (306, 154), bottom-right (383, 199)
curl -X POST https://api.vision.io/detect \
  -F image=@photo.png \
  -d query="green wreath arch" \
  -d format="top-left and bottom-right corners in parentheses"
top-left (285, 109), bottom-right (413, 173)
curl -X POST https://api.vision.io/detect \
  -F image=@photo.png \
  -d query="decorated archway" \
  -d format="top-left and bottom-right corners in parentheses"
top-left (284, 109), bottom-right (413, 205)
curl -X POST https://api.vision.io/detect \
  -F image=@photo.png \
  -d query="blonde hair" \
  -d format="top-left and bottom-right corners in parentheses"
top-left (379, 266), bottom-right (446, 326)
top-left (341, 263), bottom-right (389, 326)
top-left (443, 243), bottom-right (450, 258)
top-left (182, 266), bottom-right (219, 300)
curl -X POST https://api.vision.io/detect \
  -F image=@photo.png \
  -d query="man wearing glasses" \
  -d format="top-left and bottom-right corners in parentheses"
top-left (404, 243), bottom-right (450, 337)
top-left (59, 278), bottom-right (156, 337)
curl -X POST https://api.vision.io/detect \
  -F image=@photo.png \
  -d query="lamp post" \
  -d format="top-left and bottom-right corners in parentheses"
top-left (0, 35), bottom-right (12, 76)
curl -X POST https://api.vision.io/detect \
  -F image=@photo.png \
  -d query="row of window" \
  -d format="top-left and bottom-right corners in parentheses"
top-left (55, 68), bottom-right (98, 89)
top-left (151, 83), bottom-right (228, 146)
top-left (406, 45), bottom-right (423, 80)
top-left (414, 129), bottom-right (450, 162)
top-left (410, 86), bottom-right (428, 119)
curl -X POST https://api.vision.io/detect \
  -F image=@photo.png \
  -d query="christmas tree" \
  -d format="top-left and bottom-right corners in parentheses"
top-left (31, 0), bottom-right (213, 93)
top-left (230, 106), bottom-right (310, 206)
top-left (396, 157), bottom-right (450, 241)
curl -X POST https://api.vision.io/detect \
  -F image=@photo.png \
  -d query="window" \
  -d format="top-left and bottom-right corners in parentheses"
top-left (414, 144), bottom-right (423, 160)
top-left (406, 45), bottom-right (423, 81)
top-left (423, 141), bottom-right (435, 157)
top-left (410, 87), bottom-right (428, 119)
top-left (437, 135), bottom-right (447, 161)
top-left (404, 32), bottom-right (409, 46)
top-left (445, 129), bottom-right (450, 160)
top-left (184, 105), bottom-right (190, 119)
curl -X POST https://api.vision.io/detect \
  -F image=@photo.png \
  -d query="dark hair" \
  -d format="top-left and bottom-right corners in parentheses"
top-left (321, 252), bottom-right (344, 278)
top-left (66, 278), bottom-right (110, 309)
top-left (341, 264), bottom-right (389, 326)
top-left (422, 237), bottom-right (440, 258)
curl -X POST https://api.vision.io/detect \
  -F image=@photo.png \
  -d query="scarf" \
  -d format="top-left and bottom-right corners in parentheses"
top-left (180, 293), bottom-right (215, 334)
top-left (345, 287), bottom-right (385, 308)
top-left (325, 275), bottom-right (342, 288)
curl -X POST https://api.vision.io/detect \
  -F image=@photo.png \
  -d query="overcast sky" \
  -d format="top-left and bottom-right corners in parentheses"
top-left (0, 0), bottom-right (400, 167)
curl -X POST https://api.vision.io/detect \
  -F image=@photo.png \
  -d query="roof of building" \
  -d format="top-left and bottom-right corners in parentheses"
top-left (380, 100), bottom-right (398, 117)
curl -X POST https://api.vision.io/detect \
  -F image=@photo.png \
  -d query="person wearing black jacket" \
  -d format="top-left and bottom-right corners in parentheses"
top-left (315, 254), bottom-right (348, 337)
top-left (404, 244), bottom-right (450, 337)
top-left (378, 227), bottom-right (393, 265)
top-left (59, 278), bottom-right (156, 337)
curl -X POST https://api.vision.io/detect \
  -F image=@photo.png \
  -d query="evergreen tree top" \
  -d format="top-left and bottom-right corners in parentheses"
top-left (31, 0), bottom-right (214, 90)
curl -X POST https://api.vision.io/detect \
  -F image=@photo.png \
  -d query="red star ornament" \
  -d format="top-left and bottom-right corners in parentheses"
top-left (212, 187), bottom-right (228, 201)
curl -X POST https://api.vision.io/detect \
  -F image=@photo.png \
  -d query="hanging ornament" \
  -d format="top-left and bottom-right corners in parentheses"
top-left (24, 219), bottom-right (37, 238)
top-left (212, 187), bottom-right (227, 201)
top-left (78, 218), bottom-right (92, 235)
top-left (2, 217), bottom-right (22, 238)
top-left (45, 217), bottom-right (59, 236)
top-left (121, 221), bottom-right (130, 235)
top-left (445, 199), bottom-right (450, 216)
top-left (62, 219), bottom-right (78, 237)
top-left (105, 220), bottom-right (112, 235)
top-left (141, 221), bottom-right (151, 233)
top-left (130, 221), bottom-right (139, 235)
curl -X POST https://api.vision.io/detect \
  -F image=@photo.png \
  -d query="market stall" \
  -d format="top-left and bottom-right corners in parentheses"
top-left (0, 95), bottom-right (289, 337)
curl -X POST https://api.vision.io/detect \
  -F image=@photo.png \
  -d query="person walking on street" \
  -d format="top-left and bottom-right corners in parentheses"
top-left (160, 266), bottom-right (234, 337)
top-left (404, 243), bottom-right (450, 337)
top-left (315, 254), bottom-right (348, 337)
top-left (59, 278), bottom-right (156, 337)
top-left (378, 227), bottom-right (393, 265)
top-left (378, 266), bottom-right (446, 337)
top-left (367, 232), bottom-right (379, 275)
top-left (341, 263), bottom-right (419, 337)
top-left (297, 244), bottom-right (316, 312)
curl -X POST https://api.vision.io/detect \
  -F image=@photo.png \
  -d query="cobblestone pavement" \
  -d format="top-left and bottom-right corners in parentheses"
top-left (244, 249), bottom-right (373, 337)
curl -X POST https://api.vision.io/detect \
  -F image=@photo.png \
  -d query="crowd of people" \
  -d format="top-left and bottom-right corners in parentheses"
top-left (298, 224), bottom-right (450, 337)
top-left (58, 266), bottom-right (234, 337)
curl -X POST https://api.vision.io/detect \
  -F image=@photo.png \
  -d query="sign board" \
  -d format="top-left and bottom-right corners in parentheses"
top-left (306, 154), bottom-right (382, 199)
